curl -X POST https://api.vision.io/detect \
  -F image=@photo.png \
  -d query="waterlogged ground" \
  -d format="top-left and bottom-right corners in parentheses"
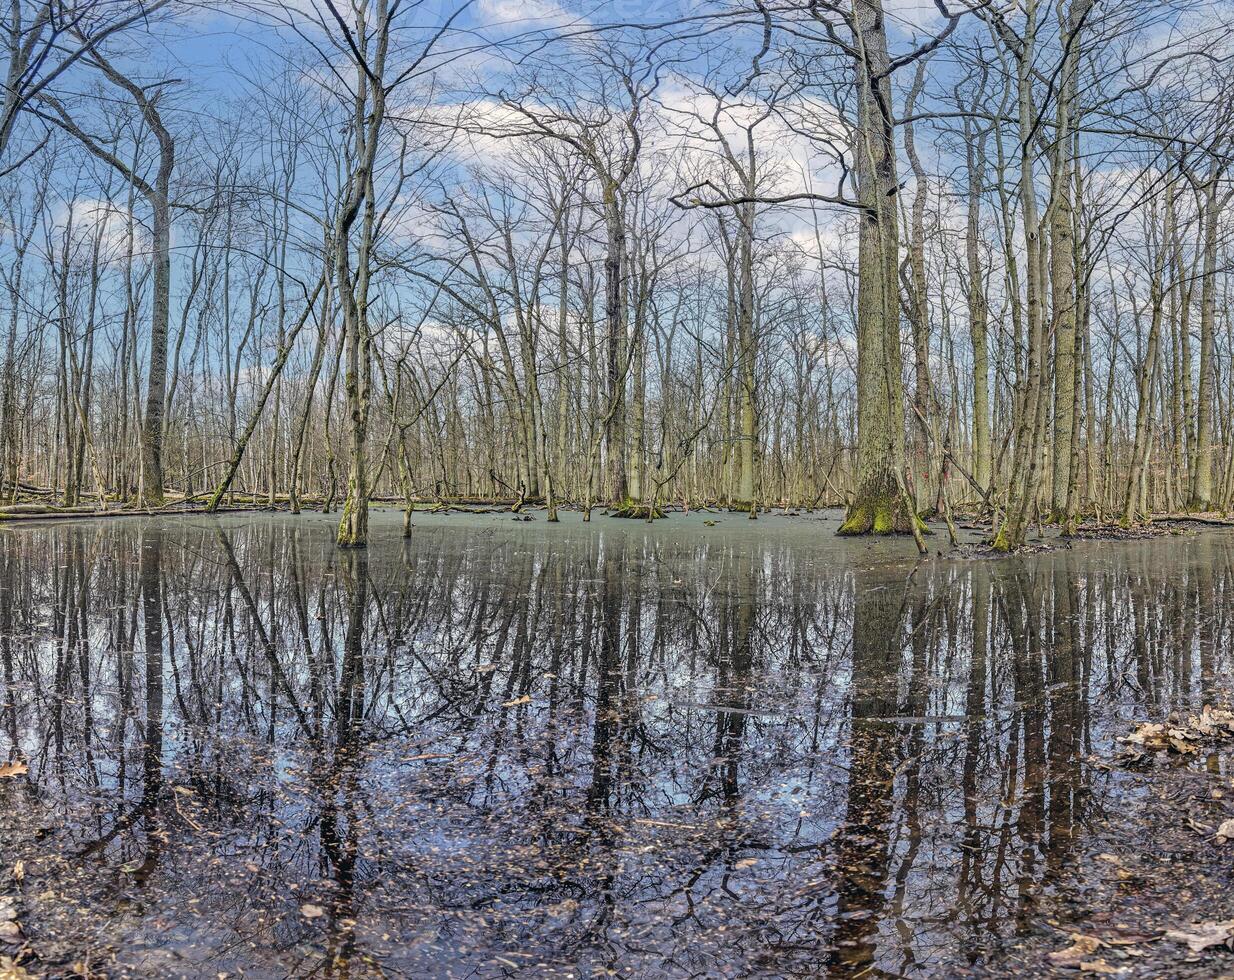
top-left (2, 509), bottom-right (1234, 978)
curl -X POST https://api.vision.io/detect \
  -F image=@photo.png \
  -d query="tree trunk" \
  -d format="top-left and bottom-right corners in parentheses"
top-left (1123, 225), bottom-right (1167, 526)
top-left (603, 187), bottom-right (628, 504)
top-left (839, 0), bottom-right (914, 536)
top-left (1190, 176), bottom-right (1223, 510)
top-left (965, 120), bottom-right (991, 496)
top-left (993, 0), bottom-right (1047, 552)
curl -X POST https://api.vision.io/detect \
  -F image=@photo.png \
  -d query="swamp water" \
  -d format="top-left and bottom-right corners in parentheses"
top-left (0, 510), bottom-right (1231, 978)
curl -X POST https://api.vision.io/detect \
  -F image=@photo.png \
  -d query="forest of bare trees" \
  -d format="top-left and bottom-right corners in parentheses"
top-left (2, 0), bottom-right (1234, 550)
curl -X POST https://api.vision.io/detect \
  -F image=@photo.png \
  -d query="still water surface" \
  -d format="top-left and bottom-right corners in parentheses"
top-left (0, 510), bottom-right (1230, 977)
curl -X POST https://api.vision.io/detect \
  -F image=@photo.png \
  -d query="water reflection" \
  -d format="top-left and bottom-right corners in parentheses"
top-left (0, 515), bottom-right (1230, 977)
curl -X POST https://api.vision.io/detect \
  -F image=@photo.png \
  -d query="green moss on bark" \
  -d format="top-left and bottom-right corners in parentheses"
top-left (610, 497), bottom-right (665, 520)
top-left (336, 495), bottom-right (368, 548)
top-left (838, 477), bottom-right (927, 537)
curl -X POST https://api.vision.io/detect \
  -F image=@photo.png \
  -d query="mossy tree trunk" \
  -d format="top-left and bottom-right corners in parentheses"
top-left (839, 0), bottom-right (914, 537)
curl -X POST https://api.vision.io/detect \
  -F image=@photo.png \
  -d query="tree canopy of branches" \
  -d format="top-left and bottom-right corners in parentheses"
top-left (0, 0), bottom-right (1233, 550)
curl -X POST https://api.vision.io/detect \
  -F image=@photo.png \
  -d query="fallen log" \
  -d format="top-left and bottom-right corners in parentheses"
top-left (1147, 513), bottom-right (1234, 527)
top-left (0, 480), bottom-right (58, 497)
top-left (0, 504), bottom-right (276, 523)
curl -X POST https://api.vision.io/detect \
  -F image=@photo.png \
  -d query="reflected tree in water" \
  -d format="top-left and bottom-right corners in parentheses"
top-left (0, 518), bottom-right (1229, 976)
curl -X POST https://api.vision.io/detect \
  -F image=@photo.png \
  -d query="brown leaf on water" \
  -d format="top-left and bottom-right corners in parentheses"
top-left (1048, 934), bottom-right (1105, 968)
top-left (1195, 706), bottom-right (1234, 735)
top-left (0, 762), bottom-right (27, 780)
top-left (1121, 721), bottom-right (1210, 755)
top-left (1164, 919), bottom-right (1234, 953)
top-left (1123, 723), bottom-right (1168, 750)
top-left (501, 695), bottom-right (532, 708)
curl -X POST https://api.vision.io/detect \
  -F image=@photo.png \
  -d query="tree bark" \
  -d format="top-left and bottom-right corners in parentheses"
top-left (838, 0), bottom-right (915, 537)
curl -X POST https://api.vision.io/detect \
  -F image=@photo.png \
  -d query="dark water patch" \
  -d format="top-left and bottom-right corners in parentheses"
top-left (0, 511), bottom-right (1232, 977)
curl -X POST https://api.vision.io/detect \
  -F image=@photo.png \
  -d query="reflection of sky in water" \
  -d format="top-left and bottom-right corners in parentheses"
top-left (1, 510), bottom-right (1232, 977)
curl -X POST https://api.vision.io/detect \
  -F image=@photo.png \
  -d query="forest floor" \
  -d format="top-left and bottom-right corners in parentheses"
top-left (976, 737), bottom-right (1234, 979)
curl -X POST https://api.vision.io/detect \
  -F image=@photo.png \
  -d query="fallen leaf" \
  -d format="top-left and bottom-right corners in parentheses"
top-left (1217, 819), bottom-right (1234, 841)
top-left (0, 762), bottom-right (27, 780)
top-left (1169, 736), bottom-right (1198, 755)
top-left (0, 956), bottom-right (32, 979)
top-left (1078, 959), bottom-right (1122, 975)
top-left (8, 863), bottom-right (20, 883)
top-left (1123, 723), bottom-right (1168, 749)
top-left (501, 695), bottom-right (532, 708)
top-left (300, 903), bottom-right (325, 919)
top-left (1121, 720), bottom-right (1212, 755)
top-left (0, 922), bottom-right (21, 943)
top-left (1198, 706), bottom-right (1234, 733)
top-left (1048, 934), bottom-right (1105, 968)
top-left (1164, 919), bottom-right (1234, 953)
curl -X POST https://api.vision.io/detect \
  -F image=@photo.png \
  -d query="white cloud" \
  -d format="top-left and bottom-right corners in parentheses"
top-left (49, 198), bottom-right (147, 267)
top-left (883, 0), bottom-right (947, 35)
top-left (477, 0), bottom-right (578, 30)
